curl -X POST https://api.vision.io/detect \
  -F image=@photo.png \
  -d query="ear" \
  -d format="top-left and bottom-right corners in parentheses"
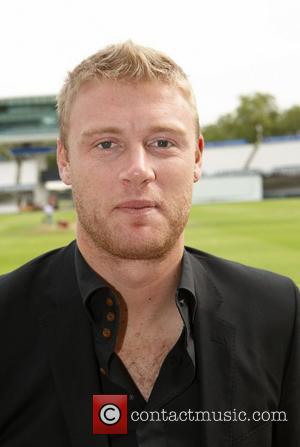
top-left (57, 138), bottom-right (72, 185)
top-left (194, 134), bottom-right (204, 183)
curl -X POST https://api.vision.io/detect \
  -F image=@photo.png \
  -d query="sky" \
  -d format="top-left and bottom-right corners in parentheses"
top-left (1, 0), bottom-right (299, 125)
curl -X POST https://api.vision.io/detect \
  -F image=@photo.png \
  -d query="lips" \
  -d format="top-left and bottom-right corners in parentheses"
top-left (115, 200), bottom-right (159, 216)
top-left (116, 200), bottom-right (157, 209)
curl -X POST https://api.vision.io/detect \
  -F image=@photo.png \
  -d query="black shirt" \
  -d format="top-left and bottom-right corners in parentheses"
top-left (75, 245), bottom-right (201, 447)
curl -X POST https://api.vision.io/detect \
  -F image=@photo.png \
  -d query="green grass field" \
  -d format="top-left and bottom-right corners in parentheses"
top-left (0, 198), bottom-right (299, 285)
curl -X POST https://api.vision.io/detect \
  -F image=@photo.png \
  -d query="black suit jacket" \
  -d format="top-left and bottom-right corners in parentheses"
top-left (0, 241), bottom-right (299, 446)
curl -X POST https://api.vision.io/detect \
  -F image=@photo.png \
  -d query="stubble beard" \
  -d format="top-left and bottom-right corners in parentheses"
top-left (73, 187), bottom-right (193, 261)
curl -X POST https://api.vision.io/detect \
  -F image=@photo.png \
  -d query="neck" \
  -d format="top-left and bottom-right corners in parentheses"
top-left (76, 223), bottom-right (184, 320)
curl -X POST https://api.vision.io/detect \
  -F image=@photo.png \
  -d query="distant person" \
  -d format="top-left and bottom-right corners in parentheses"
top-left (43, 201), bottom-right (54, 224)
top-left (0, 41), bottom-right (299, 446)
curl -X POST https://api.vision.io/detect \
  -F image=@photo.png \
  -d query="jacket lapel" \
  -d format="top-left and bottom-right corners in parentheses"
top-left (189, 252), bottom-right (236, 446)
top-left (38, 242), bottom-right (109, 447)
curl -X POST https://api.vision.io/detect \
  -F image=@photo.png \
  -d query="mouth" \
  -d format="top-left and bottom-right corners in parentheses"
top-left (115, 200), bottom-right (158, 215)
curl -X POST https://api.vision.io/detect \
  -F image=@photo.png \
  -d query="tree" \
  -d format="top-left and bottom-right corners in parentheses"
top-left (202, 92), bottom-right (300, 143)
top-left (277, 106), bottom-right (300, 135)
top-left (233, 93), bottom-right (279, 142)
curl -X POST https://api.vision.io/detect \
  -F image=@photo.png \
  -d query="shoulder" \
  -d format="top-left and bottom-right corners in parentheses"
top-left (185, 245), bottom-right (297, 292)
top-left (186, 247), bottom-right (299, 363)
top-left (185, 245), bottom-right (299, 321)
top-left (0, 241), bottom-right (76, 306)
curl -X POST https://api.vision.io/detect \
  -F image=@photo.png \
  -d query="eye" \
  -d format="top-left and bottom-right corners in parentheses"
top-left (96, 140), bottom-right (115, 150)
top-left (152, 139), bottom-right (173, 148)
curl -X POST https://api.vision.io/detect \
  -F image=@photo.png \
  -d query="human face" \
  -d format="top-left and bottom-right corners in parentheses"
top-left (57, 80), bottom-right (203, 260)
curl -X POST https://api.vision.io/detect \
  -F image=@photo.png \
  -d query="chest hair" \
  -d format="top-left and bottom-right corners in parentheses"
top-left (117, 326), bottom-right (182, 401)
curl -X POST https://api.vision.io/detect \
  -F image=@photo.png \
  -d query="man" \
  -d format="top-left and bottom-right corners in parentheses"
top-left (0, 41), bottom-right (299, 447)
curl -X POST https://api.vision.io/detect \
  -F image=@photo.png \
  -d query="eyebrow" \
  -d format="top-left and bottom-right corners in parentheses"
top-left (146, 125), bottom-right (187, 136)
top-left (80, 124), bottom-right (187, 141)
top-left (80, 127), bottom-right (124, 140)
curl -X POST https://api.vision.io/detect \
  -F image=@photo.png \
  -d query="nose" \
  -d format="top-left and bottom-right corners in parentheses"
top-left (119, 145), bottom-right (156, 187)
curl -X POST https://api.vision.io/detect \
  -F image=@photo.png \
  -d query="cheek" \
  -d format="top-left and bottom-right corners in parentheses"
top-left (71, 159), bottom-right (109, 190)
top-left (158, 160), bottom-right (194, 193)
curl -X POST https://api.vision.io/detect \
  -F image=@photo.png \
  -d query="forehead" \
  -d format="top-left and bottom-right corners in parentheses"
top-left (68, 79), bottom-right (195, 132)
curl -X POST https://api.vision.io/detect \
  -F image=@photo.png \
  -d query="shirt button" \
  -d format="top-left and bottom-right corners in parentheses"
top-left (106, 297), bottom-right (114, 307)
top-left (100, 367), bottom-right (107, 375)
top-left (102, 327), bottom-right (112, 338)
top-left (106, 311), bottom-right (115, 322)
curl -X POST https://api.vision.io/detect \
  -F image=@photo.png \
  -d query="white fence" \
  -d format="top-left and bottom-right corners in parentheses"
top-left (193, 173), bottom-right (263, 204)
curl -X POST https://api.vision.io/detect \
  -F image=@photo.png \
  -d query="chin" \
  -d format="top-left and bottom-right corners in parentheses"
top-left (102, 238), bottom-right (175, 260)
top-left (89, 229), bottom-right (179, 260)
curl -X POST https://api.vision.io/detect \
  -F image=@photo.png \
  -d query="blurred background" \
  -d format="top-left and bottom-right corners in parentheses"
top-left (0, 0), bottom-right (299, 284)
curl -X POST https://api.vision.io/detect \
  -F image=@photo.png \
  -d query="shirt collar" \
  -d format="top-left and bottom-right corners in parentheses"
top-left (75, 244), bottom-right (197, 332)
top-left (75, 244), bottom-right (111, 305)
top-left (178, 248), bottom-right (196, 297)
top-left (75, 243), bottom-right (196, 304)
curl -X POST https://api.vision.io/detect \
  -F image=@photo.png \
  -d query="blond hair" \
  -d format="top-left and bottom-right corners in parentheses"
top-left (57, 41), bottom-right (200, 147)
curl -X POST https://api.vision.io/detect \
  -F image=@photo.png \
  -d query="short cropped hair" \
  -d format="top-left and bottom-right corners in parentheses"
top-left (57, 40), bottom-right (200, 147)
